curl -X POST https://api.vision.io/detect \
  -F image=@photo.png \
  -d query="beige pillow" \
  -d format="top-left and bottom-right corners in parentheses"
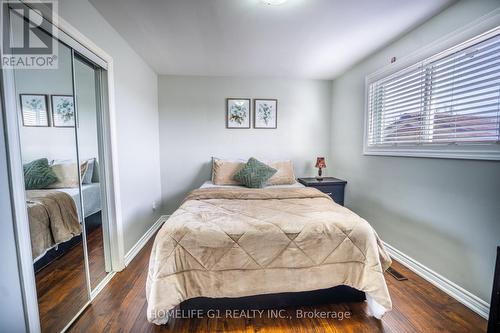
top-left (212, 158), bottom-right (296, 186)
top-left (267, 160), bottom-right (296, 185)
top-left (46, 161), bottom-right (88, 189)
top-left (212, 159), bottom-right (244, 185)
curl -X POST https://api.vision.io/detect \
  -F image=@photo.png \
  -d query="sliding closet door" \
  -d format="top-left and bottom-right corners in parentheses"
top-left (11, 29), bottom-right (90, 333)
top-left (4, 3), bottom-right (116, 331)
top-left (73, 55), bottom-right (111, 290)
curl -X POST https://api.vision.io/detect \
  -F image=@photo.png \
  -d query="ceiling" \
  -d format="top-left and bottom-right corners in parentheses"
top-left (89, 0), bottom-right (453, 79)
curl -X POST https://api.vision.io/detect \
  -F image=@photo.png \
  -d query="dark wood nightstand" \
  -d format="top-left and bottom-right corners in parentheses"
top-left (297, 177), bottom-right (347, 206)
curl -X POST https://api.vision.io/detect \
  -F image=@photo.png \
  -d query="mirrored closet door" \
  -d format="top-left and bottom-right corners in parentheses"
top-left (14, 33), bottom-right (88, 333)
top-left (7, 4), bottom-right (112, 332)
top-left (73, 54), bottom-right (112, 290)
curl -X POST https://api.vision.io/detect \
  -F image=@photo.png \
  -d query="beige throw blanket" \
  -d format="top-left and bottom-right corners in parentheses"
top-left (146, 187), bottom-right (392, 324)
top-left (27, 190), bottom-right (82, 260)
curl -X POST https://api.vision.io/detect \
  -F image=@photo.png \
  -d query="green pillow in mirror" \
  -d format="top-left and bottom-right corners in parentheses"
top-left (233, 157), bottom-right (277, 188)
top-left (23, 158), bottom-right (58, 190)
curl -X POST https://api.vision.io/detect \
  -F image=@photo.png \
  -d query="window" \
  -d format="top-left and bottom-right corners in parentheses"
top-left (365, 27), bottom-right (500, 160)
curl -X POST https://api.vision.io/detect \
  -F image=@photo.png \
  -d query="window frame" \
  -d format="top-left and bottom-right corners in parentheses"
top-left (363, 17), bottom-right (500, 161)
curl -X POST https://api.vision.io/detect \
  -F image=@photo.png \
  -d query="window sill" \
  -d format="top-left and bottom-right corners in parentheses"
top-left (363, 146), bottom-right (500, 161)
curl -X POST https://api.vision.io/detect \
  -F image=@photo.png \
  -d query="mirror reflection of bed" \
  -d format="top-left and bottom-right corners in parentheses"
top-left (26, 158), bottom-right (105, 330)
top-left (30, 159), bottom-right (106, 287)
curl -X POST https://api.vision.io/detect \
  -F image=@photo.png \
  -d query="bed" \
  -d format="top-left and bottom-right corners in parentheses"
top-left (28, 183), bottom-right (102, 266)
top-left (146, 182), bottom-right (392, 324)
top-left (27, 190), bottom-right (82, 262)
top-left (58, 183), bottom-right (102, 219)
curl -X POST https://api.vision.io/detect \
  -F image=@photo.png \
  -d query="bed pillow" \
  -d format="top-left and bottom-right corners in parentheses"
top-left (82, 158), bottom-right (95, 184)
top-left (212, 158), bottom-right (245, 185)
top-left (91, 159), bottom-right (100, 183)
top-left (46, 161), bottom-right (88, 189)
top-left (233, 158), bottom-right (277, 188)
top-left (267, 160), bottom-right (296, 185)
top-left (23, 158), bottom-right (58, 190)
top-left (212, 158), bottom-right (296, 186)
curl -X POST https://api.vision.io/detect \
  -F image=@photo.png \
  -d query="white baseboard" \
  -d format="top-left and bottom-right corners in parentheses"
top-left (383, 242), bottom-right (490, 319)
top-left (124, 215), bottom-right (169, 266)
top-left (90, 271), bottom-right (116, 299)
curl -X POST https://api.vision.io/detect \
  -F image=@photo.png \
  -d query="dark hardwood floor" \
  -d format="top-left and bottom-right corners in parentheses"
top-left (68, 234), bottom-right (487, 333)
top-left (36, 225), bottom-right (107, 333)
top-left (36, 236), bottom-right (87, 333)
top-left (87, 224), bottom-right (107, 290)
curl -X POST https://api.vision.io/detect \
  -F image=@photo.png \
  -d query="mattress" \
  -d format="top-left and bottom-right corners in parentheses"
top-left (58, 183), bottom-right (102, 219)
top-left (200, 180), bottom-right (305, 189)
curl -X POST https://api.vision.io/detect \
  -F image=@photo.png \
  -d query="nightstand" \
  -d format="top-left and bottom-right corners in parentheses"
top-left (297, 177), bottom-right (347, 206)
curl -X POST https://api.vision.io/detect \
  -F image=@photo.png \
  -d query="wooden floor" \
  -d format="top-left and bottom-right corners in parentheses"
top-left (36, 235), bottom-right (87, 333)
top-left (87, 224), bottom-right (107, 290)
top-left (68, 235), bottom-right (487, 333)
top-left (36, 225), bottom-right (107, 333)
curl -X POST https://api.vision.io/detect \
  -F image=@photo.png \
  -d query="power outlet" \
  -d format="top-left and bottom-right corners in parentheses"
top-left (152, 201), bottom-right (157, 211)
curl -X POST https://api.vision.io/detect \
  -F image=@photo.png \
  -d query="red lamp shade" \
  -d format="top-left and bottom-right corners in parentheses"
top-left (315, 157), bottom-right (326, 169)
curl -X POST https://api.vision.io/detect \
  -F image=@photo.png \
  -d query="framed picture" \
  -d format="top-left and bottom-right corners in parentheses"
top-left (19, 94), bottom-right (49, 127)
top-left (51, 95), bottom-right (75, 127)
top-left (254, 99), bottom-right (277, 129)
top-left (226, 98), bottom-right (251, 129)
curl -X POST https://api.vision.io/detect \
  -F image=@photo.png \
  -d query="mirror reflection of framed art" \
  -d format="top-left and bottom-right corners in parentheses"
top-left (20, 94), bottom-right (49, 127)
top-left (51, 95), bottom-right (76, 127)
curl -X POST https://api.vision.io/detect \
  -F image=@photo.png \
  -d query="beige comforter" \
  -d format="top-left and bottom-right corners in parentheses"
top-left (27, 190), bottom-right (81, 260)
top-left (146, 187), bottom-right (392, 324)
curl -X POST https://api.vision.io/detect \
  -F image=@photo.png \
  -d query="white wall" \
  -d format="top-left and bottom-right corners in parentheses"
top-left (16, 43), bottom-right (78, 162)
top-left (16, 45), bottom-right (99, 164)
top-left (330, 0), bottom-right (500, 302)
top-left (0, 108), bottom-right (28, 332)
top-left (158, 76), bottom-right (332, 213)
top-left (58, 0), bottom-right (162, 253)
top-left (74, 58), bottom-right (100, 162)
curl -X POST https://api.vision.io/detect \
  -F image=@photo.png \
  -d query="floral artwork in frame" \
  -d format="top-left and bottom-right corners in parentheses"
top-left (20, 94), bottom-right (49, 127)
top-left (226, 98), bottom-right (251, 129)
top-left (51, 95), bottom-right (75, 127)
top-left (254, 99), bottom-right (277, 129)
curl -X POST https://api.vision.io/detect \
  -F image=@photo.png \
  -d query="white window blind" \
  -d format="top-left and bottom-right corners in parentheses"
top-left (366, 28), bottom-right (500, 159)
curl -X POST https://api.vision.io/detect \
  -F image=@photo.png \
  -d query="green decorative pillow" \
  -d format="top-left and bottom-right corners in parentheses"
top-left (23, 158), bottom-right (58, 190)
top-left (233, 157), bottom-right (277, 188)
